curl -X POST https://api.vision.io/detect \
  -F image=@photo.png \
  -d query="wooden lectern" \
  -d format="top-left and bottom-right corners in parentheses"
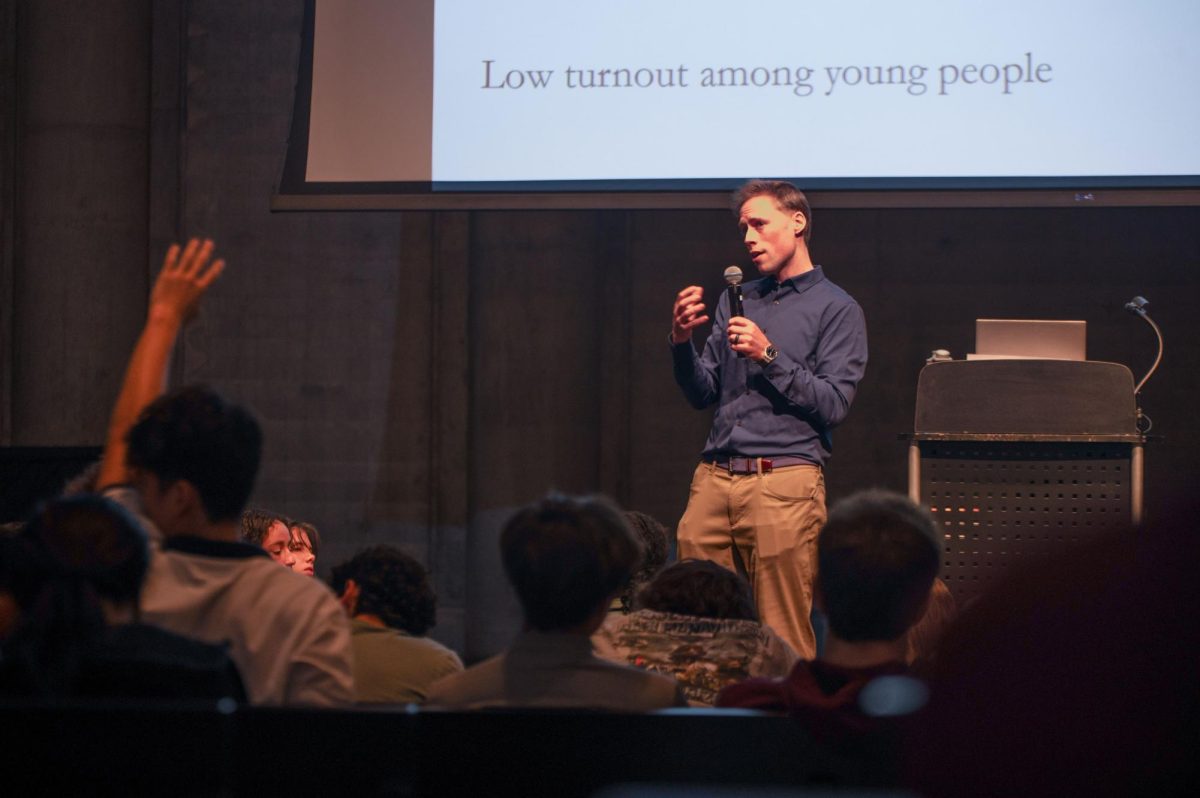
top-left (907, 359), bottom-right (1144, 606)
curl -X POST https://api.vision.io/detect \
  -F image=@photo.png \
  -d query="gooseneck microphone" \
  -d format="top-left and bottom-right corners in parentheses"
top-left (1124, 296), bottom-right (1149, 315)
top-left (1123, 295), bottom-right (1163, 398)
top-left (723, 265), bottom-right (744, 317)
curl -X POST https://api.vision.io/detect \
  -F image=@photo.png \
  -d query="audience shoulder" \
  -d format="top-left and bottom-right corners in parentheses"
top-left (594, 654), bottom-right (688, 710)
top-left (423, 653), bottom-right (504, 709)
top-left (284, 584), bottom-right (355, 707)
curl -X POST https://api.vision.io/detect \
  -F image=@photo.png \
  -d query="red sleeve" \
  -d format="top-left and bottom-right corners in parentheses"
top-left (715, 677), bottom-right (788, 711)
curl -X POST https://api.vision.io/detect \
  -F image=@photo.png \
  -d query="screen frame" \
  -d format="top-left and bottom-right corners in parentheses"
top-left (274, 1), bottom-right (1200, 211)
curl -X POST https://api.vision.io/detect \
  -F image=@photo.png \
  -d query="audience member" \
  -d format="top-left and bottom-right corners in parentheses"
top-left (425, 493), bottom-right (686, 711)
top-left (0, 495), bottom-right (245, 700)
top-left (240, 508), bottom-right (295, 567)
top-left (613, 510), bottom-right (671, 613)
top-left (594, 559), bottom-right (797, 705)
top-left (288, 521), bottom-right (321, 577)
top-left (330, 545), bottom-right (463, 703)
top-left (717, 489), bottom-right (939, 742)
top-left (908, 500), bottom-right (1200, 797)
top-left (95, 239), bottom-right (354, 706)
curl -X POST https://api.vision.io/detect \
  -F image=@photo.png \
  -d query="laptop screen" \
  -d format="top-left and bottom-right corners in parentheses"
top-left (972, 319), bottom-right (1087, 361)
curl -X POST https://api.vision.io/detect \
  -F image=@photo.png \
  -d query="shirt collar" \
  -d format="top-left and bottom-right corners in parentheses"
top-left (162, 535), bottom-right (271, 560)
top-left (754, 264), bottom-right (824, 298)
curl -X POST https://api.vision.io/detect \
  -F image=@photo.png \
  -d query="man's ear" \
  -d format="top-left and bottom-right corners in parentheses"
top-left (162, 478), bottom-right (204, 526)
top-left (792, 211), bottom-right (808, 238)
top-left (338, 579), bottom-right (359, 616)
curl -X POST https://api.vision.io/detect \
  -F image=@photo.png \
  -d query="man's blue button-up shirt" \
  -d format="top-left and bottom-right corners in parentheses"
top-left (671, 266), bottom-right (868, 467)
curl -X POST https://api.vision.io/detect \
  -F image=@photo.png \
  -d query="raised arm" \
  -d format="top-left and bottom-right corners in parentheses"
top-left (97, 239), bottom-right (225, 489)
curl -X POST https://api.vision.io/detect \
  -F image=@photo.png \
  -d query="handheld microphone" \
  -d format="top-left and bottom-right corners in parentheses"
top-left (724, 266), bottom-right (745, 358)
top-left (723, 265), bottom-right (744, 318)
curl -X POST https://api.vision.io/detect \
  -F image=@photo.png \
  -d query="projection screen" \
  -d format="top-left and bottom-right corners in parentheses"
top-left (276, 0), bottom-right (1200, 208)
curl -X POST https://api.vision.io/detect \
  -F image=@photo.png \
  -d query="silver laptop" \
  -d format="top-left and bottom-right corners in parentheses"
top-left (970, 319), bottom-right (1087, 361)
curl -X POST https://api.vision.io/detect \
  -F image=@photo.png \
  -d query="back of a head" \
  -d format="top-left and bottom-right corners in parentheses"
top-left (126, 385), bottom-right (262, 524)
top-left (2, 496), bottom-right (151, 695)
top-left (818, 490), bottom-right (940, 643)
top-left (290, 521), bottom-right (321, 555)
top-left (637, 559), bottom-right (757, 621)
top-left (731, 179), bottom-right (813, 244)
top-left (240, 508), bottom-right (285, 546)
top-left (19, 495), bottom-right (150, 610)
top-left (501, 493), bottom-right (641, 632)
top-left (329, 545), bottom-right (437, 636)
top-left (618, 510), bottom-right (671, 612)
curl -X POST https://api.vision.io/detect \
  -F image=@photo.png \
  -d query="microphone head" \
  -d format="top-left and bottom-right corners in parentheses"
top-left (723, 265), bottom-right (744, 286)
top-left (1124, 295), bottom-right (1149, 314)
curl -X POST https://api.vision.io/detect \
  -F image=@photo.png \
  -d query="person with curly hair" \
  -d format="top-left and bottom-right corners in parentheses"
top-left (330, 545), bottom-right (462, 704)
top-left (593, 559), bottom-right (797, 705)
top-left (239, 509), bottom-right (295, 568)
top-left (613, 510), bottom-right (671, 614)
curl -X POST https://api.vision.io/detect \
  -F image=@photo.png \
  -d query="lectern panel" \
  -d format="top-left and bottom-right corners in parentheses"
top-left (918, 441), bottom-right (1132, 607)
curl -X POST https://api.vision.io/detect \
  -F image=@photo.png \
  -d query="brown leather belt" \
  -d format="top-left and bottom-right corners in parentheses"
top-left (705, 456), bottom-right (815, 475)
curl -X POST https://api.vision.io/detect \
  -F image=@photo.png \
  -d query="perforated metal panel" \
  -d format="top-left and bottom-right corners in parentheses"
top-left (917, 441), bottom-right (1134, 607)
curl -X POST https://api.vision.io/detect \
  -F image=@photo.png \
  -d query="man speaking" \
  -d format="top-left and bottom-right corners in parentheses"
top-left (670, 180), bottom-right (867, 658)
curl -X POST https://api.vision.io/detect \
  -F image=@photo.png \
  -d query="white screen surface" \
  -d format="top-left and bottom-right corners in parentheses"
top-left (304, 0), bottom-right (1200, 187)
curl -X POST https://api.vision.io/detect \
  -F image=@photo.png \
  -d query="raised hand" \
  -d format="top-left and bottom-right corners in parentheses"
top-left (671, 285), bottom-right (709, 344)
top-left (149, 238), bottom-right (225, 324)
top-left (97, 238), bottom-right (227, 492)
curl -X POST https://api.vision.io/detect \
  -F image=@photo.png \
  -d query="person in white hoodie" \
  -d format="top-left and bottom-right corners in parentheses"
top-left (95, 239), bottom-right (354, 707)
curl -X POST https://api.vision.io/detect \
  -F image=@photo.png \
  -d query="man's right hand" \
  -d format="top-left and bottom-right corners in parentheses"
top-left (671, 285), bottom-right (709, 344)
top-left (148, 238), bottom-right (225, 325)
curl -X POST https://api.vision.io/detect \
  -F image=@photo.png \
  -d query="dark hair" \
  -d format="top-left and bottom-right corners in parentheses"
top-left (126, 385), bottom-right (262, 524)
top-left (3, 496), bottom-right (150, 695)
top-left (19, 496), bottom-right (150, 606)
top-left (289, 521), bottom-right (321, 557)
top-left (618, 510), bottom-right (670, 613)
top-left (636, 559), bottom-right (758, 621)
top-left (240, 508), bottom-right (287, 546)
top-left (500, 493), bottom-right (641, 632)
top-left (817, 490), bottom-right (940, 642)
top-left (329, 546), bottom-right (436, 635)
top-left (731, 179), bottom-right (813, 244)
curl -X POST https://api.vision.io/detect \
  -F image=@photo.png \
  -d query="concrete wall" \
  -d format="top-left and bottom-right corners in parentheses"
top-left (3, 0), bottom-right (1198, 661)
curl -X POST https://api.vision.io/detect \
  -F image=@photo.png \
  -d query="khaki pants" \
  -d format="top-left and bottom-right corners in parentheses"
top-left (677, 461), bottom-right (826, 659)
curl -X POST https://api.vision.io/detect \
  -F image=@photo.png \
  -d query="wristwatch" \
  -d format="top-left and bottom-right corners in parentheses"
top-left (759, 345), bottom-right (779, 365)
